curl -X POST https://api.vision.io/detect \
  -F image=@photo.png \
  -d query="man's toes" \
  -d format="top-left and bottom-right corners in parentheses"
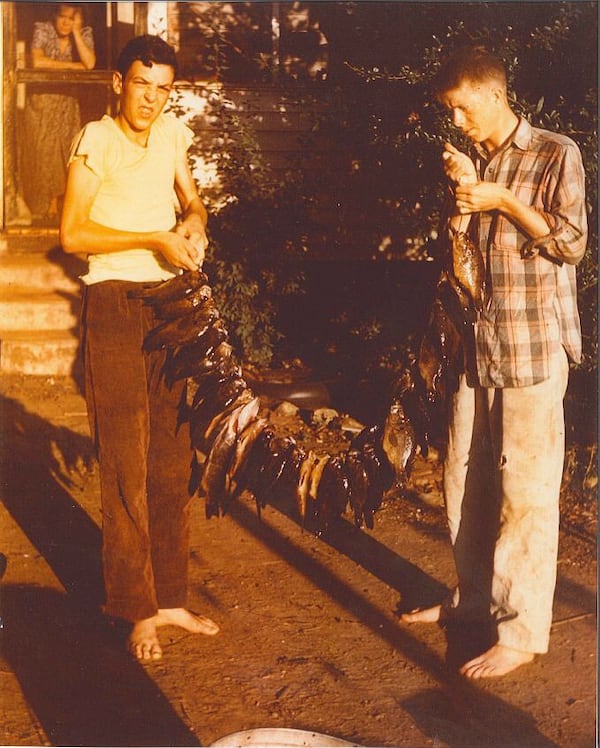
top-left (194, 615), bottom-right (220, 635)
top-left (129, 637), bottom-right (163, 661)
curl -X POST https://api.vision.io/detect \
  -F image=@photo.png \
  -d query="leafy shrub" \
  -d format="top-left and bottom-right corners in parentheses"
top-left (174, 2), bottom-right (597, 378)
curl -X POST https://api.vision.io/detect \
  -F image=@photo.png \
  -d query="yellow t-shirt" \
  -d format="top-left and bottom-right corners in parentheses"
top-left (68, 113), bottom-right (194, 284)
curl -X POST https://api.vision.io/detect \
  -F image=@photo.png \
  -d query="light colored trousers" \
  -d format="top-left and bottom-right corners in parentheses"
top-left (443, 348), bottom-right (569, 653)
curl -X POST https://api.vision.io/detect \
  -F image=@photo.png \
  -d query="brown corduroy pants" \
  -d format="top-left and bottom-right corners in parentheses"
top-left (82, 281), bottom-right (193, 622)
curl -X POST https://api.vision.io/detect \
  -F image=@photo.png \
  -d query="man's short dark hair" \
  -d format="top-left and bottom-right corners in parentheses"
top-left (435, 44), bottom-right (507, 95)
top-left (116, 35), bottom-right (178, 79)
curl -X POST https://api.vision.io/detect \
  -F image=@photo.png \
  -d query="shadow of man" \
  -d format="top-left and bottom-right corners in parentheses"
top-left (0, 393), bottom-right (202, 746)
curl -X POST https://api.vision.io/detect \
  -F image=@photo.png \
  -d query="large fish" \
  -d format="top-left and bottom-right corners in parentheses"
top-left (451, 230), bottom-right (485, 313)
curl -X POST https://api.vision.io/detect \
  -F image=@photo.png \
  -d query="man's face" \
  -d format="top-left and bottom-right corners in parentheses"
top-left (113, 60), bottom-right (175, 133)
top-left (439, 80), bottom-right (500, 145)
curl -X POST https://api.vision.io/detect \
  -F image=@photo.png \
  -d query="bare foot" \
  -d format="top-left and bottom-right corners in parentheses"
top-left (127, 609), bottom-right (218, 661)
top-left (459, 644), bottom-right (534, 679)
top-left (400, 604), bottom-right (443, 623)
top-left (128, 618), bottom-right (163, 661)
top-left (155, 607), bottom-right (220, 636)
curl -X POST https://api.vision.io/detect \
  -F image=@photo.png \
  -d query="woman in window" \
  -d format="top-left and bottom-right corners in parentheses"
top-left (22, 3), bottom-right (95, 222)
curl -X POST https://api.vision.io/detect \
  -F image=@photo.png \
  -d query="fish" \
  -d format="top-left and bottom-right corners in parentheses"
top-left (200, 408), bottom-right (243, 518)
top-left (186, 341), bottom-right (235, 379)
top-left (202, 396), bottom-right (262, 516)
top-left (360, 443), bottom-right (389, 529)
top-left (418, 326), bottom-right (444, 402)
top-left (307, 453), bottom-right (330, 503)
top-left (252, 435), bottom-right (298, 509)
top-left (138, 263), bottom-right (424, 533)
top-left (345, 450), bottom-right (370, 528)
top-left (164, 319), bottom-right (229, 385)
top-left (204, 378), bottom-right (254, 443)
top-left (190, 376), bottom-right (248, 449)
top-left (296, 449), bottom-right (317, 521)
top-left (315, 455), bottom-right (349, 531)
top-left (128, 269), bottom-right (209, 304)
top-left (451, 230), bottom-right (485, 313)
top-left (152, 285), bottom-right (213, 321)
top-left (188, 448), bottom-right (206, 496)
top-left (418, 297), bottom-right (462, 403)
top-left (190, 355), bottom-right (243, 410)
top-left (398, 383), bottom-right (432, 458)
top-left (274, 444), bottom-right (307, 511)
top-left (350, 424), bottom-right (382, 452)
top-left (382, 397), bottom-right (417, 490)
top-left (233, 427), bottom-right (276, 506)
top-left (226, 416), bottom-right (270, 496)
top-left (143, 298), bottom-right (220, 352)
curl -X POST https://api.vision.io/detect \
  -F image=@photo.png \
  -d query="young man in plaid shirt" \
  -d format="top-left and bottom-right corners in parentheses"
top-left (402, 45), bottom-right (587, 678)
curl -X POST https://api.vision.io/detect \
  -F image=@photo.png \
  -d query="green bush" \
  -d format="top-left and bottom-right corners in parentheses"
top-left (177, 2), bottom-right (597, 377)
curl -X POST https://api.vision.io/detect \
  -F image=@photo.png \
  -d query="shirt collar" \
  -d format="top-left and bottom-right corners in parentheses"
top-left (473, 116), bottom-right (531, 162)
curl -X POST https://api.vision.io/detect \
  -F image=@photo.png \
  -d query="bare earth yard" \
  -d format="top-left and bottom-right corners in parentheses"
top-left (0, 372), bottom-right (596, 748)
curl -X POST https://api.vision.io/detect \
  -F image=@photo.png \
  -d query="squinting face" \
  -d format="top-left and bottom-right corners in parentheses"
top-left (113, 61), bottom-right (175, 133)
top-left (439, 81), bottom-right (500, 145)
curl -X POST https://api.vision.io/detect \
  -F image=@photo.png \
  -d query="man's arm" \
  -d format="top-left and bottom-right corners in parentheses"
top-left (173, 152), bottom-right (209, 264)
top-left (60, 157), bottom-right (204, 271)
top-left (447, 143), bottom-right (587, 265)
top-left (455, 180), bottom-right (552, 239)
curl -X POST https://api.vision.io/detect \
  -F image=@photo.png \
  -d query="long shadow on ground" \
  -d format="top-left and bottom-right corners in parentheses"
top-left (0, 390), bottom-right (578, 748)
top-left (0, 394), bottom-right (201, 746)
top-left (226, 500), bottom-right (561, 748)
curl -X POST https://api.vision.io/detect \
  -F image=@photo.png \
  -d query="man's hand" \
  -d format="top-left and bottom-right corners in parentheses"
top-left (174, 214), bottom-right (208, 268)
top-left (442, 143), bottom-right (478, 186)
top-left (454, 181), bottom-right (511, 215)
top-left (157, 230), bottom-right (205, 271)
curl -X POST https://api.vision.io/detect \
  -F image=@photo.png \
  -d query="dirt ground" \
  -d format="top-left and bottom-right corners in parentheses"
top-left (0, 371), bottom-right (596, 748)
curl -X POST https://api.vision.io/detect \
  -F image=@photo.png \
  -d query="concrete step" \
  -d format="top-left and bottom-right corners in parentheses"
top-left (0, 248), bottom-right (84, 293)
top-left (0, 287), bottom-right (80, 331)
top-left (0, 328), bottom-right (80, 376)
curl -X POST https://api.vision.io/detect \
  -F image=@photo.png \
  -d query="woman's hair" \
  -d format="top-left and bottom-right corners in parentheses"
top-left (55, 3), bottom-right (84, 17)
top-left (434, 44), bottom-right (507, 95)
top-left (116, 35), bottom-right (178, 79)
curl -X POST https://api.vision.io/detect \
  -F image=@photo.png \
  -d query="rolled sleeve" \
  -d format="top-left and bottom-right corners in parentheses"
top-left (526, 143), bottom-right (588, 265)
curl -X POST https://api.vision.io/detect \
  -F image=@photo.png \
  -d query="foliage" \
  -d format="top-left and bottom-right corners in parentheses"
top-left (304, 1), bottom-right (598, 374)
top-left (177, 2), bottom-right (597, 376)
top-left (179, 88), bottom-right (310, 367)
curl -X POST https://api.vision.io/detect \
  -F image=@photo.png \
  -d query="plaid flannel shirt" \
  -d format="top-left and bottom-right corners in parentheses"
top-left (470, 117), bottom-right (587, 387)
